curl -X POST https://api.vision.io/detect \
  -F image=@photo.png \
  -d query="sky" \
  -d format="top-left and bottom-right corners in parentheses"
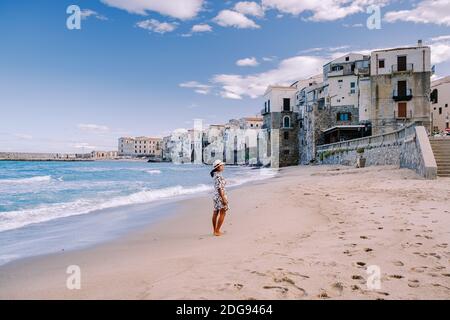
top-left (0, 0), bottom-right (450, 153)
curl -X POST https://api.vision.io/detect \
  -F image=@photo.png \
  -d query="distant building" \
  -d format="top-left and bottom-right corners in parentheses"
top-left (161, 136), bottom-right (172, 161)
top-left (91, 151), bottom-right (118, 160)
top-left (203, 124), bottom-right (226, 165)
top-left (118, 136), bottom-right (162, 158)
top-left (370, 42), bottom-right (431, 134)
top-left (431, 76), bottom-right (450, 133)
top-left (261, 85), bottom-right (299, 167)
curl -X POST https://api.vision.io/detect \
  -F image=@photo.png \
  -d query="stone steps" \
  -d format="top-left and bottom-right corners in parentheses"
top-left (429, 139), bottom-right (450, 177)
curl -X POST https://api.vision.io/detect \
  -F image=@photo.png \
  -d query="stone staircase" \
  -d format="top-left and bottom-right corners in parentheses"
top-left (429, 138), bottom-right (450, 177)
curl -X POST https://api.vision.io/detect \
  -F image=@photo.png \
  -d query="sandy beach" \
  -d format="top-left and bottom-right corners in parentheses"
top-left (0, 165), bottom-right (449, 300)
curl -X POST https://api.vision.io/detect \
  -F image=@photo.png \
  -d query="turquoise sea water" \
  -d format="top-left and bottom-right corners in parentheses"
top-left (0, 161), bottom-right (274, 265)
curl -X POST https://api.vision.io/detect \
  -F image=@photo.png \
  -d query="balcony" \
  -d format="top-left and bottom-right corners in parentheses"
top-left (393, 88), bottom-right (413, 101)
top-left (261, 107), bottom-right (269, 115)
top-left (391, 63), bottom-right (414, 73)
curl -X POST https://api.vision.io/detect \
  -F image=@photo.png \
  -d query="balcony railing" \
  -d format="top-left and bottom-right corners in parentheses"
top-left (261, 108), bottom-right (269, 115)
top-left (393, 88), bottom-right (413, 101)
top-left (391, 63), bottom-right (414, 73)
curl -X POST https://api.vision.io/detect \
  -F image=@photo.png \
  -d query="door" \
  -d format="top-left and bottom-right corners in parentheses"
top-left (397, 56), bottom-right (407, 71)
top-left (397, 80), bottom-right (407, 97)
top-left (398, 102), bottom-right (407, 118)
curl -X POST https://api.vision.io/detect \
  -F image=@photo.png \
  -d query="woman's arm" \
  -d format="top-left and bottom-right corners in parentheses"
top-left (219, 188), bottom-right (228, 205)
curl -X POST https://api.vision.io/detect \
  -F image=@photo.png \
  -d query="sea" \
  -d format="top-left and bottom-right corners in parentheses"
top-left (0, 161), bottom-right (276, 265)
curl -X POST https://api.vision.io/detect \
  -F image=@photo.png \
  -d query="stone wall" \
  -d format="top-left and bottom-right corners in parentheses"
top-left (316, 123), bottom-right (437, 179)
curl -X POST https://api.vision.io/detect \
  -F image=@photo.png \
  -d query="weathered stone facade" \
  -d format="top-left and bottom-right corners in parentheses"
top-left (316, 123), bottom-right (437, 179)
top-left (263, 111), bottom-right (299, 167)
top-left (371, 72), bottom-right (431, 135)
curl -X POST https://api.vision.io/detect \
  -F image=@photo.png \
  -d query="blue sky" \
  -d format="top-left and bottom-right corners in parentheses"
top-left (1, 0), bottom-right (450, 152)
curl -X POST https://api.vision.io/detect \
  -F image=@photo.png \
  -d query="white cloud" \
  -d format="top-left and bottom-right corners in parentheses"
top-left (261, 0), bottom-right (389, 22)
top-left (213, 10), bottom-right (260, 29)
top-left (73, 143), bottom-right (97, 150)
top-left (136, 19), bottom-right (178, 33)
top-left (234, 1), bottom-right (265, 17)
top-left (80, 9), bottom-right (108, 21)
top-left (77, 124), bottom-right (110, 133)
top-left (212, 55), bottom-right (324, 99)
top-left (191, 24), bottom-right (213, 32)
top-left (13, 133), bottom-right (33, 140)
top-left (236, 57), bottom-right (259, 67)
top-left (100, 0), bottom-right (204, 20)
top-left (385, 0), bottom-right (450, 26)
top-left (428, 35), bottom-right (450, 65)
top-left (179, 81), bottom-right (212, 94)
top-left (262, 56), bottom-right (277, 62)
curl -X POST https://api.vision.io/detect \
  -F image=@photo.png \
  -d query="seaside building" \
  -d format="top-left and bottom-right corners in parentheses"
top-left (161, 136), bottom-right (172, 162)
top-left (203, 124), bottom-right (226, 165)
top-left (370, 41), bottom-right (432, 135)
top-left (91, 151), bottom-right (118, 160)
top-left (261, 85), bottom-right (299, 167)
top-left (118, 136), bottom-right (162, 158)
top-left (430, 76), bottom-right (450, 133)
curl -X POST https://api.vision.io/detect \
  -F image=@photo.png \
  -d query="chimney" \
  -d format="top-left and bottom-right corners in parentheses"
top-left (418, 39), bottom-right (423, 47)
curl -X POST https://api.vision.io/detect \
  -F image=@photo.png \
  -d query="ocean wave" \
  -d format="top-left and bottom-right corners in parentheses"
top-left (146, 170), bottom-right (161, 175)
top-left (0, 184), bottom-right (212, 232)
top-left (0, 175), bottom-right (52, 184)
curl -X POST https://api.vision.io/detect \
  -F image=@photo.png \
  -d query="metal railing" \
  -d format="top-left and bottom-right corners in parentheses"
top-left (391, 63), bottom-right (414, 73)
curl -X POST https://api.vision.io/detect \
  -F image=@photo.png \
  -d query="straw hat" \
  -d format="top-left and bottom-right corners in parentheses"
top-left (212, 159), bottom-right (224, 169)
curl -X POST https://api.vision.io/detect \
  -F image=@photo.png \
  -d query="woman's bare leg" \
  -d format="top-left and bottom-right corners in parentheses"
top-left (214, 209), bottom-right (227, 236)
top-left (212, 211), bottom-right (218, 234)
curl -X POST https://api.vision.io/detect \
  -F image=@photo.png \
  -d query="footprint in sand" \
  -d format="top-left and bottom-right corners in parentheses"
top-left (263, 286), bottom-right (288, 294)
top-left (234, 283), bottom-right (244, 290)
top-left (352, 275), bottom-right (363, 280)
top-left (392, 260), bottom-right (404, 267)
top-left (250, 270), bottom-right (266, 277)
top-left (408, 279), bottom-right (420, 288)
top-left (389, 274), bottom-right (404, 279)
top-left (330, 282), bottom-right (344, 295)
top-left (355, 262), bottom-right (366, 268)
top-left (317, 290), bottom-right (330, 299)
top-left (411, 267), bottom-right (427, 273)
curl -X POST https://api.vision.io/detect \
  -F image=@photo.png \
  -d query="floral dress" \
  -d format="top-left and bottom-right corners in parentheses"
top-left (213, 172), bottom-right (228, 211)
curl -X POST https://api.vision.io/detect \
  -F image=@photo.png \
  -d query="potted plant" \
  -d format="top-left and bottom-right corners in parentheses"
top-left (356, 147), bottom-right (366, 168)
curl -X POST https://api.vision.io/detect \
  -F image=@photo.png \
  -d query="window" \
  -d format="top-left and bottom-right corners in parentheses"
top-left (283, 98), bottom-right (290, 111)
top-left (398, 102), bottom-right (407, 118)
top-left (283, 149), bottom-right (290, 155)
top-left (345, 56), bottom-right (349, 61)
top-left (439, 107), bottom-right (442, 115)
top-left (337, 112), bottom-right (351, 121)
top-left (430, 89), bottom-right (438, 104)
top-left (446, 104), bottom-right (448, 108)
top-left (350, 82), bottom-right (356, 94)
top-left (378, 59), bottom-right (385, 68)
top-left (211, 151), bottom-right (215, 157)
top-left (283, 116), bottom-right (291, 128)
top-left (284, 131), bottom-right (289, 140)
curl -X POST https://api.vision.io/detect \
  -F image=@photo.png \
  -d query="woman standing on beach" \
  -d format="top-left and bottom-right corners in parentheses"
top-left (210, 160), bottom-right (228, 236)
